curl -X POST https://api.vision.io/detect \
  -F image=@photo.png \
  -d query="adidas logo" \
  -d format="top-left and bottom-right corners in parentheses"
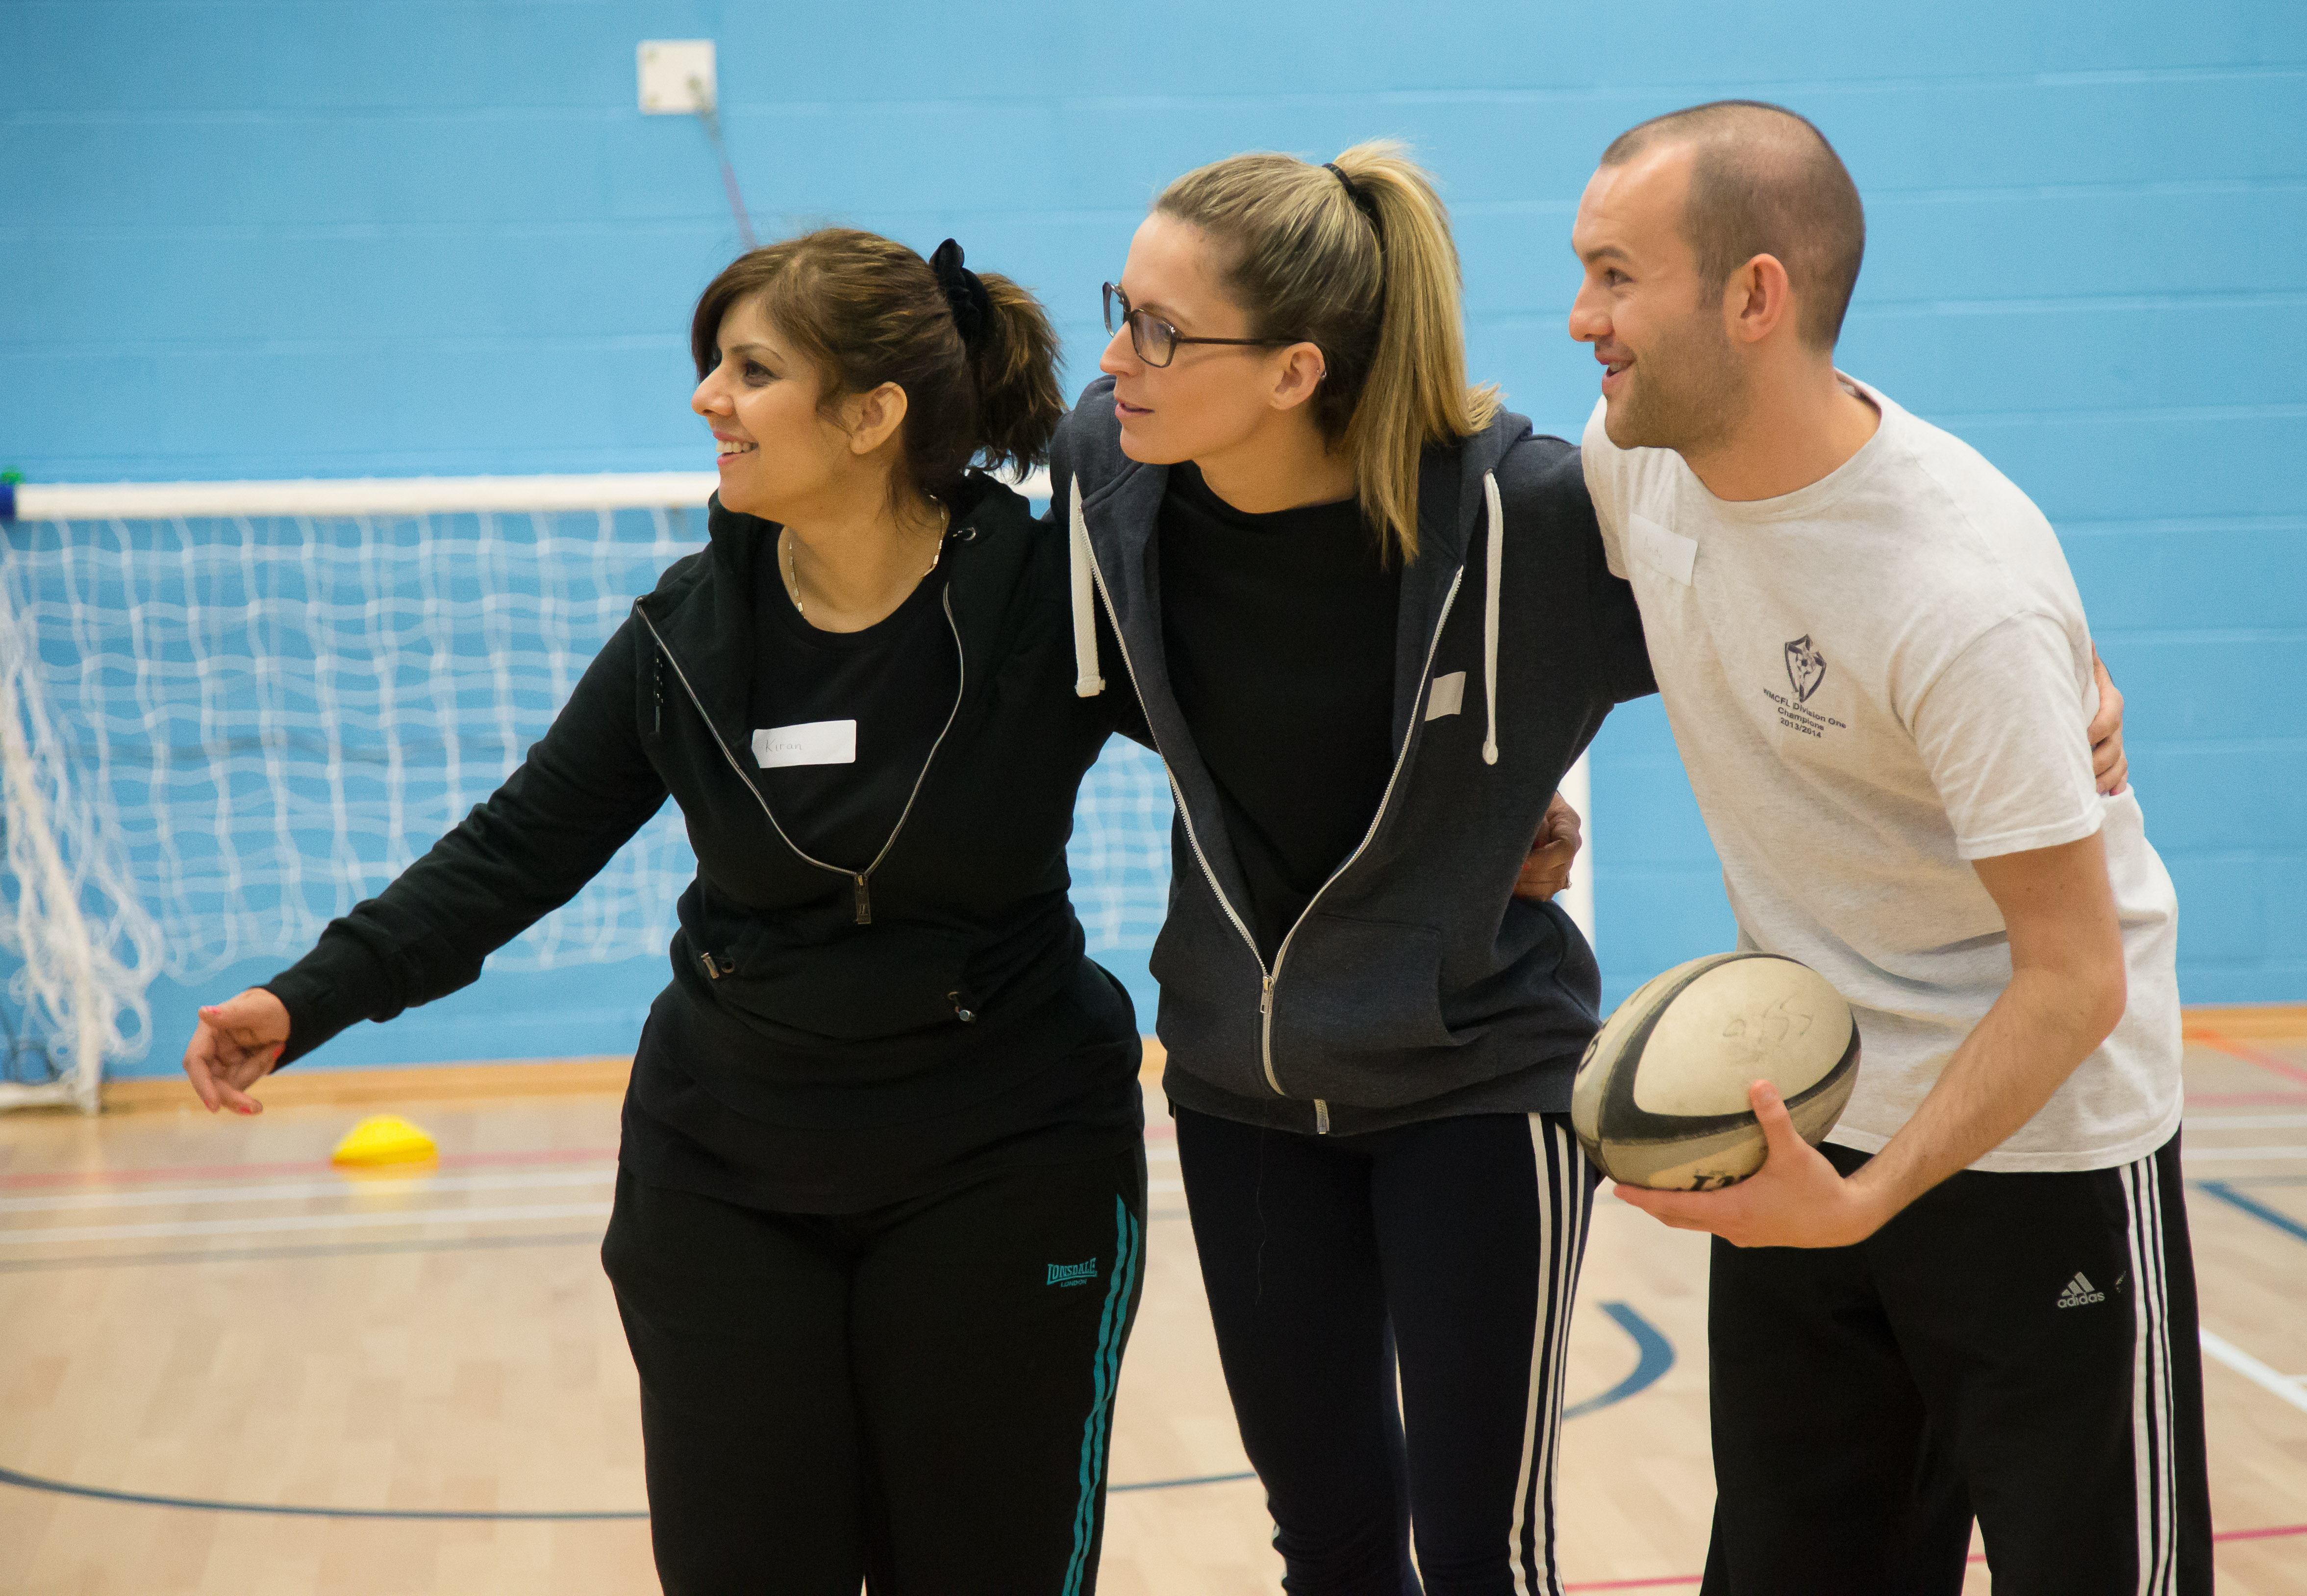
top-left (2056, 1272), bottom-right (2108, 1309)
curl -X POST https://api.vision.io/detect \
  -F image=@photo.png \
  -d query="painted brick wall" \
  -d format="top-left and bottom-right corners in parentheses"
top-left (5, 1), bottom-right (2301, 1070)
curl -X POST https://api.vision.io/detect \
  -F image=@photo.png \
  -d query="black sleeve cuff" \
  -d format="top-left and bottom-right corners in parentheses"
top-left (259, 932), bottom-right (399, 1069)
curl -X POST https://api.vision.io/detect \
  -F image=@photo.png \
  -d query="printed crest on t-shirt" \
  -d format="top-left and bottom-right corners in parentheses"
top-left (1763, 634), bottom-right (1847, 742)
top-left (1784, 635), bottom-right (1828, 703)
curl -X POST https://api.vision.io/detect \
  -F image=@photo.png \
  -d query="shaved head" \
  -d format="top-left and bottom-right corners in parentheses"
top-left (1601, 101), bottom-right (1864, 349)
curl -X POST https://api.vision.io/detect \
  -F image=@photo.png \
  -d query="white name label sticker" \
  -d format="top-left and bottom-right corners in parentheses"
top-left (752, 720), bottom-right (856, 768)
top-left (1629, 513), bottom-right (1698, 587)
top-left (1426, 670), bottom-right (1466, 721)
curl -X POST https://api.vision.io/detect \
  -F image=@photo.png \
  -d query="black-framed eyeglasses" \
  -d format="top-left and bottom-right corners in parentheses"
top-left (1102, 282), bottom-right (1290, 369)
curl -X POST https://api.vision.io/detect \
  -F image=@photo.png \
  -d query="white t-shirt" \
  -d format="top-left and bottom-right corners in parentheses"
top-left (1581, 380), bottom-right (2181, 1173)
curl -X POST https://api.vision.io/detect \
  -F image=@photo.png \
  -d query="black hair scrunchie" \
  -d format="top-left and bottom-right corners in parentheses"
top-left (928, 238), bottom-right (994, 355)
top-left (1324, 162), bottom-right (1382, 234)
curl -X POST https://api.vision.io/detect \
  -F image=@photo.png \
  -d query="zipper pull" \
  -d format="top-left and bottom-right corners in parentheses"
top-left (1259, 977), bottom-right (1273, 1020)
top-left (853, 874), bottom-right (872, 925)
top-left (948, 990), bottom-right (976, 1023)
top-left (1315, 1099), bottom-right (1331, 1135)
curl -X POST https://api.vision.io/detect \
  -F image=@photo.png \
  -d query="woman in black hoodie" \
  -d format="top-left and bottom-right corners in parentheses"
top-left (1048, 141), bottom-right (1639, 1596)
top-left (181, 231), bottom-right (1149, 1594)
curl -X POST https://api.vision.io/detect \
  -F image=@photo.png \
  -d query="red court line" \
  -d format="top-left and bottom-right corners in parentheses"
top-left (2, 1122), bottom-right (1187, 1192)
top-left (2192, 1030), bottom-right (2307, 1089)
top-left (2214, 1521), bottom-right (2307, 1544)
top-left (0, 1146), bottom-right (619, 1191)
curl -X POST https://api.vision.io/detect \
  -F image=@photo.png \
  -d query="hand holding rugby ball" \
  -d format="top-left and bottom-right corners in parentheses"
top-left (1570, 953), bottom-right (1860, 1191)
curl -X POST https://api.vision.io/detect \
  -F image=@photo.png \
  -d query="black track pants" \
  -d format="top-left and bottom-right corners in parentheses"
top-left (1175, 1104), bottom-right (1598, 1596)
top-left (599, 1148), bottom-right (1146, 1596)
top-left (1701, 1132), bottom-right (2211, 1596)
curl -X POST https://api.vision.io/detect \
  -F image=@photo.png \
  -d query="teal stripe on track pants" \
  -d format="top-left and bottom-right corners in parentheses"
top-left (601, 1146), bottom-right (1148, 1595)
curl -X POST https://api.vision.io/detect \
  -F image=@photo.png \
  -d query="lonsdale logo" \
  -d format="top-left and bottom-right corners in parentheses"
top-left (1047, 1259), bottom-right (1099, 1288)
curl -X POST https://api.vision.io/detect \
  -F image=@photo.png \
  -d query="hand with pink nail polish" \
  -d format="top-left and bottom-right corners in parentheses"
top-left (181, 989), bottom-right (289, 1115)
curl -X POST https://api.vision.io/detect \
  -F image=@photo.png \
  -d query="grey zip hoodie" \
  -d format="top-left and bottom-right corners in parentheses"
top-left (1050, 377), bottom-right (1658, 1136)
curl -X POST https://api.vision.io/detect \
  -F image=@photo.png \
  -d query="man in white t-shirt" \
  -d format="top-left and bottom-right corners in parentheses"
top-left (1565, 101), bottom-right (2207, 1595)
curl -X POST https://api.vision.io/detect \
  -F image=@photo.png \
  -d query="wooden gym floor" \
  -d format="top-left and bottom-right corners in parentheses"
top-left (2, 1015), bottom-right (2303, 1594)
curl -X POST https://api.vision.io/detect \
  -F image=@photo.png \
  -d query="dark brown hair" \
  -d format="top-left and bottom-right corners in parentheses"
top-left (689, 228), bottom-right (1064, 502)
top-left (1602, 100), bottom-right (1866, 349)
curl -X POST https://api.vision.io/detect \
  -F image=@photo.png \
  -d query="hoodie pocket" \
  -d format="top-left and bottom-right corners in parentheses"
top-left (1279, 914), bottom-right (1455, 1055)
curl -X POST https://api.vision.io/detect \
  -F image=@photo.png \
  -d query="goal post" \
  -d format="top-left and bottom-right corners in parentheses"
top-left (0, 603), bottom-right (126, 1113)
top-left (6, 471), bottom-right (1050, 522)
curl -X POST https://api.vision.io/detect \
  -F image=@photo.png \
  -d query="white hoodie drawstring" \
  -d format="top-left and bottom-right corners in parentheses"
top-left (1481, 469), bottom-right (1503, 766)
top-left (1066, 467), bottom-right (1489, 729)
top-left (1068, 476), bottom-right (1105, 698)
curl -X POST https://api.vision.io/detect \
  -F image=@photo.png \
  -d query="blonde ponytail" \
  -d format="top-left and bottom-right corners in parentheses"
top-left (1155, 140), bottom-right (1497, 562)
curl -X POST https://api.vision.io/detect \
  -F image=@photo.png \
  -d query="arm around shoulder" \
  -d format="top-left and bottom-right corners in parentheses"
top-left (1495, 435), bottom-right (1654, 705)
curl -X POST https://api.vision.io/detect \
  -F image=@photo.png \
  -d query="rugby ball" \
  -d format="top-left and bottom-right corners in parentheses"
top-left (1570, 952), bottom-right (1859, 1191)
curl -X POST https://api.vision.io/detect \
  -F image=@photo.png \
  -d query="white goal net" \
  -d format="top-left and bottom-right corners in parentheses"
top-left (0, 473), bottom-right (1172, 1110)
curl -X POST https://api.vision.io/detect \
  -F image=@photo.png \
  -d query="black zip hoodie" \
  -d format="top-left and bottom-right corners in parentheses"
top-left (264, 476), bottom-right (1145, 1200)
top-left (1050, 377), bottom-right (1656, 1136)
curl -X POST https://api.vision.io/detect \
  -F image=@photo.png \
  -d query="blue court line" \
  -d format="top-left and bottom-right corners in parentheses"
top-left (0, 1303), bottom-right (1675, 1520)
top-left (2194, 1180), bottom-right (2307, 1247)
top-left (1563, 1301), bottom-right (1676, 1421)
top-left (1109, 1470), bottom-right (1257, 1493)
top-left (0, 1468), bottom-right (648, 1521)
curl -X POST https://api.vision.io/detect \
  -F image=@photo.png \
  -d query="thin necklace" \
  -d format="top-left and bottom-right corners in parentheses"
top-left (783, 500), bottom-right (949, 623)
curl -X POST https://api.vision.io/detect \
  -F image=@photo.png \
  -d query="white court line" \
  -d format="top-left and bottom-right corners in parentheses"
top-left (0, 1201), bottom-right (614, 1247)
top-left (2185, 1114), bottom-right (2307, 1130)
top-left (2178, 1146), bottom-right (2307, 1161)
top-left (2200, 1330), bottom-right (2307, 1417)
top-left (1146, 1147), bottom-right (1179, 1163)
top-left (1150, 1178), bottom-right (1184, 1195)
top-left (0, 1168), bottom-right (614, 1215)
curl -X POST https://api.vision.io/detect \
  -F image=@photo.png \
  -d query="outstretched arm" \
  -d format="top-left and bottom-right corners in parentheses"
top-left (181, 618), bottom-right (669, 1108)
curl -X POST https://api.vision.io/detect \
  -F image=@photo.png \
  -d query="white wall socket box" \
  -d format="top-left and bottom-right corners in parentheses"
top-left (638, 40), bottom-right (716, 114)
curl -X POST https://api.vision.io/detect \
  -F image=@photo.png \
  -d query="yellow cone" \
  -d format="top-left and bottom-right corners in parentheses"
top-left (331, 1114), bottom-right (438, 1168)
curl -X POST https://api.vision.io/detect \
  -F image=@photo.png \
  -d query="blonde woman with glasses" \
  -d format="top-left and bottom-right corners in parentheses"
top-left (1046, 142), bottom-right (1648, 1592)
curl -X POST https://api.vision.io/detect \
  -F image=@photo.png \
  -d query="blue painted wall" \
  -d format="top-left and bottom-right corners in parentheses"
top-left (4, 0), bottom-right (2301, 1073)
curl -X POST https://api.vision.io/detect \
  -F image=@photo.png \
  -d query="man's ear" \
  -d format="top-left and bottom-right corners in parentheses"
top-left (845, 382), bottom-right (912, 455)
top-left (1724, 253), bottom-right (1795, 347)
top-left (1268, 342), bottom-right (1329, 414)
